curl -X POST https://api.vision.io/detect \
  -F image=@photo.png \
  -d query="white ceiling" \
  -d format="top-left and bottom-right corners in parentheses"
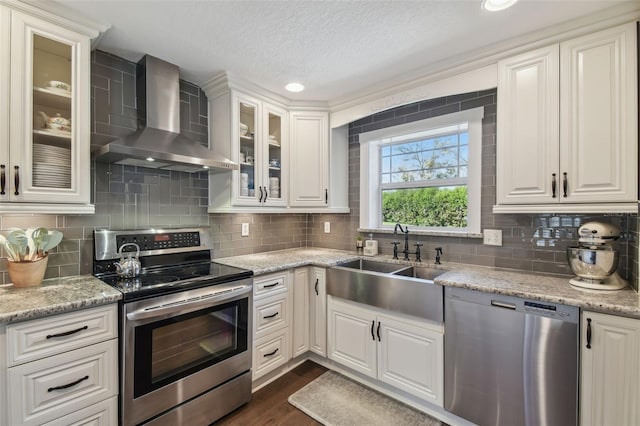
top-left (55, 0), bottom-right (635, 102)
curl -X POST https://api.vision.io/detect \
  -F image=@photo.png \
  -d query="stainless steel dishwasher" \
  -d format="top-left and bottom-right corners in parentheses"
top-left (444, 287), bottom-right (579, 426)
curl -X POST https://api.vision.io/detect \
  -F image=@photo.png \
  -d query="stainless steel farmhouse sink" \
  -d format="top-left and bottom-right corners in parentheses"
top-left (327, 259), bottom-right (444, 322)
top-left (336, 258), bottom-right (413, 274)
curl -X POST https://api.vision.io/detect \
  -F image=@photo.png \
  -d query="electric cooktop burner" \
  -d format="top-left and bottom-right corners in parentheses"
top-left (92, 228), bottom-right (253, 302)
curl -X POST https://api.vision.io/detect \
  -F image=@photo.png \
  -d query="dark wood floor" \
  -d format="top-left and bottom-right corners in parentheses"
top-left (214, 361), bottom-right (327, 426)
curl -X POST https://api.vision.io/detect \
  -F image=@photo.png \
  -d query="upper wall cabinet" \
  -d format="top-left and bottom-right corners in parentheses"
top-left (204, 74), bottom-right (349, 213)
top-left (0, 3), bottom-right (98, 213)
top-left (289, 110), bottom-right (329, 208)
top-left (495, 22), bottom-right (637, 213)
top-left (209, 90), bottom-right (288, 209)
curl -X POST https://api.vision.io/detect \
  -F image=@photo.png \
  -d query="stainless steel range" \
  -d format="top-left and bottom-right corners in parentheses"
top-left (93, 228), bottom-right (253, 426)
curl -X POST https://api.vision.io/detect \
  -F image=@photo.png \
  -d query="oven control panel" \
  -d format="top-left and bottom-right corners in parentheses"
top-left (117, 231), bottom-right (201, 252)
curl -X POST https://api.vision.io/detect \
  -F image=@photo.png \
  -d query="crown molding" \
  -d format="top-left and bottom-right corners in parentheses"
top-left (203, 71), bottom-right (329, 110)
top-left (328, 2), bottom-right (640, 115)
top-left (1, 0), bottom-right (110, 39)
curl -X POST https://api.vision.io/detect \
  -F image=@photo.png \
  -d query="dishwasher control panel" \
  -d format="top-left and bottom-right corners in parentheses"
top-left (446, 286), bottom-right (579, 323)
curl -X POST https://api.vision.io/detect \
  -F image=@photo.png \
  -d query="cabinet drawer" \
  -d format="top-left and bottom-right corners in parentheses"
top-left (253, 330), bottom-right (290, 380)
top-left (42, 396), bottom-right (117, 426)
top-left (254, 294), bottom-right (289, 339)
top-left (7, 304), bottom-right (117, 366)
top-left (254, 272), bottom-right (289, 299)
top-left (8, 340), bottom-right (118, 426)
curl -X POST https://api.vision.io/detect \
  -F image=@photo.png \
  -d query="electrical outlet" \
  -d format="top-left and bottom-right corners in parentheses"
top-left (241, 223), bottom-right (249, 237)
top-left (324, 222), bottom-right (331, 233)
top-left (483, 229), bottom-right (502, 246)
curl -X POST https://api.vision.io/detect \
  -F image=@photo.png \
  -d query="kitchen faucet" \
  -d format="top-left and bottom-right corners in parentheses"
top-left (393, 223), bottom-right (421, 262)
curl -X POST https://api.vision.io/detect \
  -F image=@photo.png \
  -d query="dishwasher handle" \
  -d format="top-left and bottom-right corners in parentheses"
top-left (491, 300), bottom-right (517, 310)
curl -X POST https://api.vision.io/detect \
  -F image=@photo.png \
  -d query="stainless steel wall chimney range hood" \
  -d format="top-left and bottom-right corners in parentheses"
top-left (94, 55), bottom-right (237, 172)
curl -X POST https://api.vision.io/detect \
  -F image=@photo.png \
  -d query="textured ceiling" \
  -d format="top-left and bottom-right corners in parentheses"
top-left (55, 0), bottom-right (634, 102)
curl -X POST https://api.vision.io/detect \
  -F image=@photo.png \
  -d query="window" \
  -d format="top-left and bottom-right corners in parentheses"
top-left (359, 107), bottom-right (483, 235)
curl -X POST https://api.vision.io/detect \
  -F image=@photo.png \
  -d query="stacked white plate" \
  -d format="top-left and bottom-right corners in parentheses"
top-left (32, 144), bottom-right (71, 188)
top-left (269, 177), bottom-right (280, 198)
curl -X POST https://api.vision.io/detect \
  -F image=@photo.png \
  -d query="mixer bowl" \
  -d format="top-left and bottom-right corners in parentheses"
top-left (566, 247), bottom-right (619, 281)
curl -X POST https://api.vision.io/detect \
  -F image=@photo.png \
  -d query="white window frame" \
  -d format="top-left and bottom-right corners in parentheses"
top-left (359, 107), bottom-right (484, 235)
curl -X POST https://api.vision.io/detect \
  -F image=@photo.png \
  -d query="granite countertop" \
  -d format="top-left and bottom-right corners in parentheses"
top-left (216, 247), bottom-right (640, 319)
top-left (0, 275), bottom-right (121, 324)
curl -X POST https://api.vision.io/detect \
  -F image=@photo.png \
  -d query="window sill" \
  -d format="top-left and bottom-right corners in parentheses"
top-left (358, 228), bottom-right (483, 239)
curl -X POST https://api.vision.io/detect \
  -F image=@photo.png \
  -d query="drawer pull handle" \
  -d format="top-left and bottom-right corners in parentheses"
top-left (315, 278), bottom-right (319, 295)
top-left (0, 164), bottom-right (5, 195)
top-left (46, 325), bottom-right (88, 339)
top-left (263, 348), bottom-right (279, 357)
top-left (371, 320), bottom-right (375, 341)
top-left (263, 312), bottom-right (279, 319)
top-left (586, 318), bottom-right (592, 349)
top-left (48, 375), bottom-right (89, 392)
top-left (377, 321), bottom-right (381, 341)
top-left (263, 282), bottom-right (279, 289)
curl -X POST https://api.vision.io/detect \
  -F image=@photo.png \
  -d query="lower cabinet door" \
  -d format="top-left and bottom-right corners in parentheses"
top-left (377, 313), bottom-right (444, 406)
top-left (8, 340), bottom-right (117, 426)
top-left (42, 396), bottom-right (117, 426)
top-left (327, 297), bottom-right (376, 379)
top-left (309, 267), bottom-right (327, 357)
top-left (253, 329), bottom-right (290, 380)
top-left (580, 311), bottom-right (640, 426)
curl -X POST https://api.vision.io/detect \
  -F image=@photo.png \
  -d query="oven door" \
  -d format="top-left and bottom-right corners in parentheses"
top-left (122, 278), bottom-right (252, 426)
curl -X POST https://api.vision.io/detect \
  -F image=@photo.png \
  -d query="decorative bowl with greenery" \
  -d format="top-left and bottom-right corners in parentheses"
top-left (0, 227), bottom-right (63, 287)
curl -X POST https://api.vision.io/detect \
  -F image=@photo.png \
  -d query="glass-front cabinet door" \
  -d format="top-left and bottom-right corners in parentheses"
top-left (6, 10), bottom-right (91, 206)
top-left (262, 103), bottom-right (287, 206)
top-left (231, 92), bottom-right (288, 207)
top-left (234, 92), bottom-right (260, 206)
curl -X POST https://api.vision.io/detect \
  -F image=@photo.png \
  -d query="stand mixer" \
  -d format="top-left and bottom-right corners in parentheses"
top-left (566, 222), bottom-right (627, 290)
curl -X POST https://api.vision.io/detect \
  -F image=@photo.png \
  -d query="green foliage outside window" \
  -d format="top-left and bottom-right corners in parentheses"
top-left (382, 186), bottom-right (468, 227)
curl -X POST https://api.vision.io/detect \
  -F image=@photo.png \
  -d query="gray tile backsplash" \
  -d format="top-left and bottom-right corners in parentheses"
top-left (308, 89), bottom-right (635, 283)
top-left (0, 51), bottom-right (636, 291)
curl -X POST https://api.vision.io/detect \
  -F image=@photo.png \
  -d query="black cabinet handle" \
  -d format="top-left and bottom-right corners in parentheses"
top-left (314, 278), bottom-right (319, 295)
top-left (551, 173), bottom-right (556, 198)
top-left (586, 318), bottom-right (592, 349)
top-left (263, 348), bottom-right (279, 357)
top-left (325, 188), bottom-right (328, 204)
top-left (14, 165), bottom-right (19, 196)
top-left (371, 320), bottom-right (375, 341)
top-left (258, 186), bottom-right (264, 202)
top-left (263, 312), bottom-right (279, 319)
top-left (0, 164), bottom-right (5, 195)
top-left (377, 321), bottom-right (381, 341)
top-left (263, 282), bottom-right (278, 289)
top-left (263, 187), bottom-right (268, 203)
top-left (48, 375), bottom-right (89, 392)
top-left (46, 325), bottom-right (88, 339)
top-left (562, 172), bottom-right (568, 197)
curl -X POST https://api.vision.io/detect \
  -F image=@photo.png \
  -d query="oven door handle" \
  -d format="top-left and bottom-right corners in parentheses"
top-left (126, 284), bottom-right (252, 321)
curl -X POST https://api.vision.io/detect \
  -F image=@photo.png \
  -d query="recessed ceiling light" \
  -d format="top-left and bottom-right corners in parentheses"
top-left (285, 82), bottom-right (305, 93)
top-left (481, 0), bottom-right (518, 11)
top-left (146, 157), bottom-right (155, 162)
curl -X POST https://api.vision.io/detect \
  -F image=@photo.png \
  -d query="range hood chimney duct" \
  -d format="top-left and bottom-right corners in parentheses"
top-left (94, 55), bottom-right (237, 172)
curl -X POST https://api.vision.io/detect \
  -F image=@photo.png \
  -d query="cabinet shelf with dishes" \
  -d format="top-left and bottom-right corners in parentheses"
top-left (0, 3), bottom-right (98, 213)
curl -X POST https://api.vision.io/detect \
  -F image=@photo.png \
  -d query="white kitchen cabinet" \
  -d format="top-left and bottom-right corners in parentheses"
top-left (327, 296), bottom-right (443, 405)
top-left (327, 296), bottom-right (377, 378)
top-left (580, 311), bottom-right (640, 426)
top-left (288, 110), bottom-right (329, 207)
top-left (0, 4), bottom-right (96, 213)
top-left (309, 267), bottom-right (327, 357)
top-left (3, 304), bottom-right (118, 426)
top-left (252, 271), bottom-right (293, 380)
top-left (291, 267), bottom-right (310, 358)
top-left (209, 90), bottom-right (288, 209)
top-left (205, 74), bottom-right (348, 213)
top-left (495, 22), bottom-right (637, 213)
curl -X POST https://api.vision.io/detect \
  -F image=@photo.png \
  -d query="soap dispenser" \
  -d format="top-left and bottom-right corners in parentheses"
top-left (363, 233), bottom-right (378, 256)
